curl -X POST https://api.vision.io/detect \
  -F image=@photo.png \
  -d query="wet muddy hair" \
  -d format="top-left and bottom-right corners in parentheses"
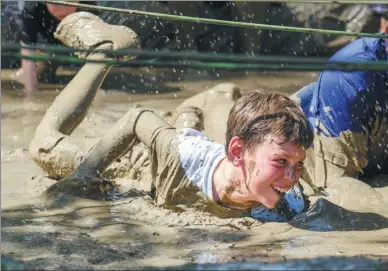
top-left (225, 90), bottom-right (314, 154)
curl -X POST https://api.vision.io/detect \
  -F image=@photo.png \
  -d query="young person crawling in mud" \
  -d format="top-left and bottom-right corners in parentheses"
top-left (29, 11), bottom-right (388, 222)
top-left (28, 12), bottom-right (313, 221)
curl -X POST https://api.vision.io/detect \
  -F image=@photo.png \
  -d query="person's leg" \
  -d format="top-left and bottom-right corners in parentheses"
top-left (47, 105), bottom-right (186, 203)
top-left (28, 45), bottom-right (113, 179)
top-left (29, 11), bottom-right (141, 179)
top-left (173, 83), bottom-right (241, 144)
top-left (71, 106), bottom-right (174, 177)
top-left (171, 106), bottom-right (204, 131)
top-left (302, 65), bottom-right (388, 189)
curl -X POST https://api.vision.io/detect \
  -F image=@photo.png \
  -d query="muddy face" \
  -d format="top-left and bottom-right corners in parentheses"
top-left (242, 137), bottom-right (306, 209)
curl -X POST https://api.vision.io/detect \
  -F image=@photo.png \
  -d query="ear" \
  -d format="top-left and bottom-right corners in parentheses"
top-left (227, 136), bottom-right (245, 166)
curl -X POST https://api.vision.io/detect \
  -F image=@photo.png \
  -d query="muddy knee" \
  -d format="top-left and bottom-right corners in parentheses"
top-left (176, 83), bottom-right (241, 113)
top-left (171, 106), bottom-right (204, 130)
top-left (207, 83), bottom-right (242, 102)
top-left (29, 135), bottom-right (85, 179)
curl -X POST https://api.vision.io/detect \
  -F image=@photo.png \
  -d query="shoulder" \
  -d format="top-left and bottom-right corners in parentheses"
top-left (176, 128), bottom-right (224, 165)
top-left (330, 36), bottom-right (387, 62)
top-left (176, 128), bottom-right (221, 147)
top-left (320, 37), bottom-right (387, 89)
top-left (176, 128), bottom-right (222, 151)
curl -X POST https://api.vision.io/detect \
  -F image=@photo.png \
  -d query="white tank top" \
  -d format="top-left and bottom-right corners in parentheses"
top-left (176, 128), bottom-right (225, 200)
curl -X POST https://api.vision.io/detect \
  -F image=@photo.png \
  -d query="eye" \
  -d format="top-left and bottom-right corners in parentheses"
top-left (276, 159), bottom-right (287, 166)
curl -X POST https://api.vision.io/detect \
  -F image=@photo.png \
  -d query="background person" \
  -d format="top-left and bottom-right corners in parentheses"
top-left (18, 1), bottom-right (97, 92)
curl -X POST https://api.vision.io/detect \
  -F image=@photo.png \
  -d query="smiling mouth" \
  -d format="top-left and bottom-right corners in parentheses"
top-left (271, 185), bottom-right (289, 194)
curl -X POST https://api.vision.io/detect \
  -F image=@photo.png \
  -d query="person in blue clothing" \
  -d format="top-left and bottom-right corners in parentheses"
top-left (290, 19), bottom-right (388, 192)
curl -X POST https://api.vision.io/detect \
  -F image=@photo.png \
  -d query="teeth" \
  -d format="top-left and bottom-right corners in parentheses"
top-left (272, 185), bottom-right (288, 194)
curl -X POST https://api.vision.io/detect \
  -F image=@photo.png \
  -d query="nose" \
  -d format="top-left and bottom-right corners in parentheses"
top-left (284, 166), bottom-right (297, 183)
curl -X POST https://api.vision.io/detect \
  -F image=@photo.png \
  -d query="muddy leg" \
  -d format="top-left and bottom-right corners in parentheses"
top-left (29, 12), bottom-right (141, 179)
top-left (36, 11), bottom-right (140, 137)
top-left (74, 106), bottom-right (172, 177)
top-left (28, 45), bottom-right (115, 179)
top-left (174, 83), bottom-right (241, 144)
top-left (46, 105), bottom-right (175, 199)
top-left (35, 46), bottom-right (114, 137)
top-left (171, 106), bottom-right (204, 131)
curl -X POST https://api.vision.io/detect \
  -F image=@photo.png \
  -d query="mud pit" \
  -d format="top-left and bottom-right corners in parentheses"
top-left (2, 67), bottom-right (388, 270)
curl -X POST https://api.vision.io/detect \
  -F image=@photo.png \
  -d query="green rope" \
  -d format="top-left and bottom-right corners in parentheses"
top-left (3, 42), bottom-right (332, 64)
top-left (246, 0), bottom-right (388, 4)
top-left (44, 0), bottom-right (388, 39)
top-left (5, 52), bottom-right (388, 72)
top-left (4, 42), bottom-right (388, 68)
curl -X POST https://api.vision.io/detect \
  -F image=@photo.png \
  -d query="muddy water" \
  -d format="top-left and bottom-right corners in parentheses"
top-left (1, 67), bottom-right (388, 270)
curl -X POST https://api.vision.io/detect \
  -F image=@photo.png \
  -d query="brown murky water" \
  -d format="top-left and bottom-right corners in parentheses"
top-left (2, 67), bottom-right (388, 270)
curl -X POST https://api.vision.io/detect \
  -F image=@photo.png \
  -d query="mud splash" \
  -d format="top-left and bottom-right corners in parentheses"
top-left (2, 67), bottom-right (388, 269)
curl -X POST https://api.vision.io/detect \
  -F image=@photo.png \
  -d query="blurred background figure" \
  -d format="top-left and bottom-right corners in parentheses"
top-left (97, 1), bottom-right (175, 51)
top-left (166, 1), bottom-right (239, 53)
top-left (1, 1), bottom-right (23, 43)
top-left (369, 4), bottom-right (388, 32)
top-left (17, 1), bottom-right (97, 92)
top-left (233, 2), bottom-right (381, 56)
top-left (1, 1), bottom-right (24, 68)
top-left (3, 1), bottom-right (385, 94)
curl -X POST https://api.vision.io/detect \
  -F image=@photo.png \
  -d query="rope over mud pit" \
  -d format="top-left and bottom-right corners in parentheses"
top-left (3, 43), bottom-right (388, 72)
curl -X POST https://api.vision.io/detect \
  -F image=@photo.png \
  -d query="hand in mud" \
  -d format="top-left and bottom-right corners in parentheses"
top-left (274, 198), bottom-right (297, 221)
top-left (45, 175), bottom-right (120, 201)
top-left (276, 184), bottom-right (310, 220)
top-left (251, 184), bottom-right (309, 222)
